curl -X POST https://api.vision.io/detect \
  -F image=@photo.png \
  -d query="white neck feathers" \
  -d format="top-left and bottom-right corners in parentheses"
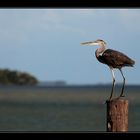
top-left (95, 43), bottom-right (107, 57)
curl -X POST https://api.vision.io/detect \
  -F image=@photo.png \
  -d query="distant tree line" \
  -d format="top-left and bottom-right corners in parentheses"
top-left (0, 69), bottom-right (38, 85)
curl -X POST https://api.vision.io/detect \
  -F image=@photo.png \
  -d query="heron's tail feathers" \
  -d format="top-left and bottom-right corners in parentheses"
top-left (124, 59), bottom-right (135, 67)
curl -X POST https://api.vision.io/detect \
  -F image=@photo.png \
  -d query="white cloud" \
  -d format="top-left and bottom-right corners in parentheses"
top-left (0, 9), bottom-right (140, 48)
top-left (0, 9), bottom-right (89, 47)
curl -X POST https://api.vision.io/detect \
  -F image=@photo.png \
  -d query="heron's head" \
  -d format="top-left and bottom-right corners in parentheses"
top-left (81, 39), bottom-right (106, 47)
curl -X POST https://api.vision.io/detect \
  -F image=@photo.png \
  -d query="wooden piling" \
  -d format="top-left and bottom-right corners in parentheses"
top-left (106, 97), bottom-right (128, 132)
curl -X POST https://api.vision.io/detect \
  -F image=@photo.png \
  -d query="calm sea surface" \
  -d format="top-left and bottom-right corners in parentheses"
top-left (0, 85), bottom-right (139, 132)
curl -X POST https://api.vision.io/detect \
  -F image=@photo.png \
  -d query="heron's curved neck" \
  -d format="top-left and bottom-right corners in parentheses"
top-left (95, 44), bottom-right (107, 58)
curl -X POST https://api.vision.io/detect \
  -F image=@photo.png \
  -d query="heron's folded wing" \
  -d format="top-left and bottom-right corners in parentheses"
top-left (102, 49), bottom-right (134, 67)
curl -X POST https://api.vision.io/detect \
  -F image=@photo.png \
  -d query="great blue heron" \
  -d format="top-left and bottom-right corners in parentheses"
top-left (81, 39), bottom-right (135, 101)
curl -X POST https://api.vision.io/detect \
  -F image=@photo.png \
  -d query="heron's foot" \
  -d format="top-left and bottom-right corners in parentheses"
top-left (119, 93), bottom-right (125, 97)
top-left (120, 95), bottom-right (125, 97)
top-left (107, 94), bottom-right (113, 102)
top-left (109, 95), bottom-right (113, 100)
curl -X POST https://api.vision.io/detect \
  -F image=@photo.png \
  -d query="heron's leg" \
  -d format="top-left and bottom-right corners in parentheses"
top-left (119, 69), bottom-right (125, 97)
top-left (109, 68), bottom-right (115, 100)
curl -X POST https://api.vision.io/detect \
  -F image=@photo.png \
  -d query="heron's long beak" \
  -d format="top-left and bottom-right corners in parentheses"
top-left (81, 41), bottom-right (98, 46)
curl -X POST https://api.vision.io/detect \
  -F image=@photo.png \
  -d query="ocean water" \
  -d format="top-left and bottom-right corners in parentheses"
top-left (0, 85), bottom-right (139, 132)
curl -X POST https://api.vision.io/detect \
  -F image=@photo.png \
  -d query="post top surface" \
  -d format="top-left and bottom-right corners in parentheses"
top-left (106, 97), bottom-right (128, 104)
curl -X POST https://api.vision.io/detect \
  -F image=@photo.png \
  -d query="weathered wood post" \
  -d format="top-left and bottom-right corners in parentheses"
top-left (106, 97), bottom-right (128, 132)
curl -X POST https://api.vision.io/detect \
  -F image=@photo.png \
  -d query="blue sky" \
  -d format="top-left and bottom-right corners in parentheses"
top-left (0, 9), bottom-right (139, 85)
